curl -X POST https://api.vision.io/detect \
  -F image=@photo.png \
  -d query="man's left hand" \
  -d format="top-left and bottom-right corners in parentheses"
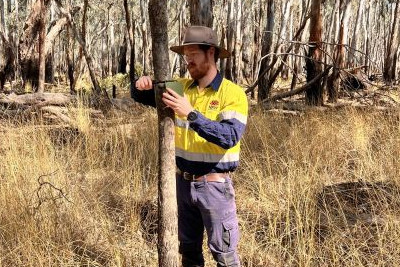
top-left (162, 88), bottom-right (193, 117)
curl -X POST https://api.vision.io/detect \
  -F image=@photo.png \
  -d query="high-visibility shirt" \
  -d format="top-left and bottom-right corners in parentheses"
top-left (175, 72), bottom-right (248, 175)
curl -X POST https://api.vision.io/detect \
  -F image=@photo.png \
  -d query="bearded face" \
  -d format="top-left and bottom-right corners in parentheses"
top-left (183, 45), bottom-right (213, 80)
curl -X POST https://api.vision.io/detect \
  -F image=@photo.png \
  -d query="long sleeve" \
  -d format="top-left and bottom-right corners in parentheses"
top-left (131, 84), bottom-right (156, 107)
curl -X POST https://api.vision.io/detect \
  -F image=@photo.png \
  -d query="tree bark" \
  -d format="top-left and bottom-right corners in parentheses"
top-left (123, 0), bottom-right (135, 86)
top-left (383, 1), bottom-right (400, 84)
top-left (327, 21), bottom-right (345, 103)
top-left (189, 0), bottom-right (213, 27)
top-left (37, 0), bottom-right (47, 93)
top-left (305, 0), bottom-right (323, 106)
top-left (258, 0), bottom-right (275, 102)
top-left (349, 0), bottom-right (365, 67)
top-left (148, 0), bottom-right (178, 266)
top-left (225, 0), bottom-right (235, 80)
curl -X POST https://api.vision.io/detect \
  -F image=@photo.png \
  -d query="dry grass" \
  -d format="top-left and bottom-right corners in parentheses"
top-left (0, 104), bottom-right (399, 266)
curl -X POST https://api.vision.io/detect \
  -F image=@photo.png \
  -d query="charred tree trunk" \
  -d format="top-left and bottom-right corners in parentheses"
top-left (118, 36), bottom-right (128, 74)
top-left (0, 33), bottom-right (15, 91)
top-left (189, 0), bottom-right (213, 27)
top-left (148, 0), bottom-right (178, 266)
top-left (305, 0), bottom-right (323, 106)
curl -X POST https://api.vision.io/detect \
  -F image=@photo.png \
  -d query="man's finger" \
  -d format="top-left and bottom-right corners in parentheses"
top-left (165, 88), bottom-right (180, 98)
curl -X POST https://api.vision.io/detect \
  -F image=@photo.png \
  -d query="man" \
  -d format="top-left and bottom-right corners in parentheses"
top-left (135, 26), bottom-right (248, 267)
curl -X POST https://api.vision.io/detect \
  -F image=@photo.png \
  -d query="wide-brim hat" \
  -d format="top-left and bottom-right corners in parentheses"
top-left (170, 26), bottom-right (231, 59)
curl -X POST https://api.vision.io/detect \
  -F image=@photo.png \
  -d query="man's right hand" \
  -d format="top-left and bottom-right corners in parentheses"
top-left (135, 76), bottom-right (153, 90)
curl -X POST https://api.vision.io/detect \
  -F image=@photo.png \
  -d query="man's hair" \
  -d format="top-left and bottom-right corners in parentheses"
top-left (199, 44), bottom-right (220, 63)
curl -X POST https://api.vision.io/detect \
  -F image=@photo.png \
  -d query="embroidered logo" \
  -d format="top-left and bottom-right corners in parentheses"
top-left (208, 100), bottom-right (220, 111)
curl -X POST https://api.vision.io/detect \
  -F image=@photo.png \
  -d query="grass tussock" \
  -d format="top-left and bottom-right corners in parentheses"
top-left (0, 104), bottom-right (399, 266)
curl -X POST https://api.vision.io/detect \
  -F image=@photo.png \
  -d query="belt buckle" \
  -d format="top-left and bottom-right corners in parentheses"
top-left (182, 172), bottom-right (196, 181)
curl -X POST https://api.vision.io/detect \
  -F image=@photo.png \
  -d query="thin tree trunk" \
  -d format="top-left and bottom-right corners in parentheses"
top-left (179, 0), bottom-right (188, 77)
top-left (225, 0), bottom-right (235, 81)
top-left (327, 22), bottom-right (345, 102)
top-left (349, 0), bottom-right (365, 67)
top-left (258, 0), bottom-right (275, 102)
top-left (383, 1), bottom-right (400, 83)
top-left (148, 0), bottom-right (178, 266)
top-left (123, 0), bottom-right (135, 86)
top-left (305, 0), bottom-right (323, 106)
top-left (233, 0), bottom-right (242, 82)
top-left (279, 0), bottom-right (292, 80)
top-left (38, 0), bottom-right (47, 93)
top-left (140, 0), bottom-right (149, 75)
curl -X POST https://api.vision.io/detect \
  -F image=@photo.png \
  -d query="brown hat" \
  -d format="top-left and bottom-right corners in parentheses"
top-left (170, 26), bottom-right (230, 59)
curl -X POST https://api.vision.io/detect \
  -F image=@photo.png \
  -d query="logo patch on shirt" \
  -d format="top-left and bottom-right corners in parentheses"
top-left (208, 100), bottom-right (220, 111)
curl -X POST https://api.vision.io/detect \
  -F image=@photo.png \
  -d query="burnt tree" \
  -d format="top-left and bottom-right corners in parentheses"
top-left (305, 0), bottom-right (324, 106)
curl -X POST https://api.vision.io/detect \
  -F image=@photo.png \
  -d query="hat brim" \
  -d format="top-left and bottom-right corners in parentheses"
top-left (170, 43), bottom-right (231, 59)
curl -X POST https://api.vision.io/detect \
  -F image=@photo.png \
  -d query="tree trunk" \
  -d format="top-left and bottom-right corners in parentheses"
top-left (279, 0), bottom-right (292, 80)
top-left (258, 0), bottom-right (275, 102)
top-left (225, 0), bottom-right (235, 81)
top-left (0, 0), bottom-right (5, 35)
top-left (148, 0), bottom-right (178, 266)
top-left (305, 0), bottom-right (323, 106)
top-left (37, 0), bottom-right (47, 93)
top-left (140, 0), bottom-right (150, 75)
top-left (189, 0), bottom-right (213, 27)
top-left (349, 0), bottom-right (365, 67)
top-left (383, 1), bottom-right (400, 84)
top-left (233, 0), bottom-right (242, 82)
top-left (327, 22), bottom-right (345, 102)
top-left (123, 0), bottom-right (135, 86)
top-left (118, 36), bottom-right (127, 74)
top-left (179, 0), bottom-right (188, 77)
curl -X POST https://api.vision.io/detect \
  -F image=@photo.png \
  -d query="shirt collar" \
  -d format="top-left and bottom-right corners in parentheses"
top-left (189, 72), bottom-right (223, 91)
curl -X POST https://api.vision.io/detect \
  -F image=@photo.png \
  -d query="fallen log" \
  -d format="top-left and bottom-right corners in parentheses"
top-left (262, 66), bottom-right (332, 103)
top-left (0, 92), bottom-right (75, 107)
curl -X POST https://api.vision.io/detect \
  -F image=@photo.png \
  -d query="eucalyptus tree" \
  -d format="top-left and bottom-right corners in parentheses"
top-left (305, 0), bottom-right (323, 105)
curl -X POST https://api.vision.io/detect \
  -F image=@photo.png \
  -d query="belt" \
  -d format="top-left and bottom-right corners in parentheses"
top-left (177, 169), bottom-right (229, 183)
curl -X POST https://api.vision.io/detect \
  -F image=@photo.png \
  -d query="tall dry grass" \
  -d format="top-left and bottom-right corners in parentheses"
top-left (0, 104), bottom-right (399, 266)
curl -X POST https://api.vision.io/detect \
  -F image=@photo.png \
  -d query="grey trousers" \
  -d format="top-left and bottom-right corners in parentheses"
top-left (176, 174), bottom-right (240, 267)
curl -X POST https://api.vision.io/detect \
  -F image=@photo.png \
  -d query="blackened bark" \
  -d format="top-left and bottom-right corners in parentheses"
top-left (148, 0), bottom-right (178, 266)
top-left (118, 36), bottom-right (128, 74)
top-left (305, 0), bottom-right (323, 106)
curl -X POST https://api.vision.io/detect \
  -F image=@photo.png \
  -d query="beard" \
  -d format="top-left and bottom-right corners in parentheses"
top-left (187, 56), bottom-right (211, 80)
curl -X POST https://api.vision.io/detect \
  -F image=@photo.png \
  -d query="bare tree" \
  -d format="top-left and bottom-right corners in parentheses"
top-left (383, 0), bottom-right (400, 84)
top-left (123, 0), bottom-right (135, 87)
top-left (148, 0), bottom-right (178, 266)
top-left (305, 0), bottom-right (323, 106)
top-left (258, 0), bottom-right (275, 102)
top-left (37, 0), bottom-right (47, 93)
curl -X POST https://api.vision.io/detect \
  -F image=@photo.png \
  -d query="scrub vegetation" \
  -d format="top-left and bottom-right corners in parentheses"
top-left (0, 102), bottom-right (399, 266)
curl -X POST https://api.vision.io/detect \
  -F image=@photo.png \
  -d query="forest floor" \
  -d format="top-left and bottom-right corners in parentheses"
top-left (0, 79), bottom-right (399, 266)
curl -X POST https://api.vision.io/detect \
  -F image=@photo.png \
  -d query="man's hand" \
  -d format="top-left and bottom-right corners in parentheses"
top-left (135, 76), bottom-right (153, 90)
top-left (162, 88), bottom-right (193, 117)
